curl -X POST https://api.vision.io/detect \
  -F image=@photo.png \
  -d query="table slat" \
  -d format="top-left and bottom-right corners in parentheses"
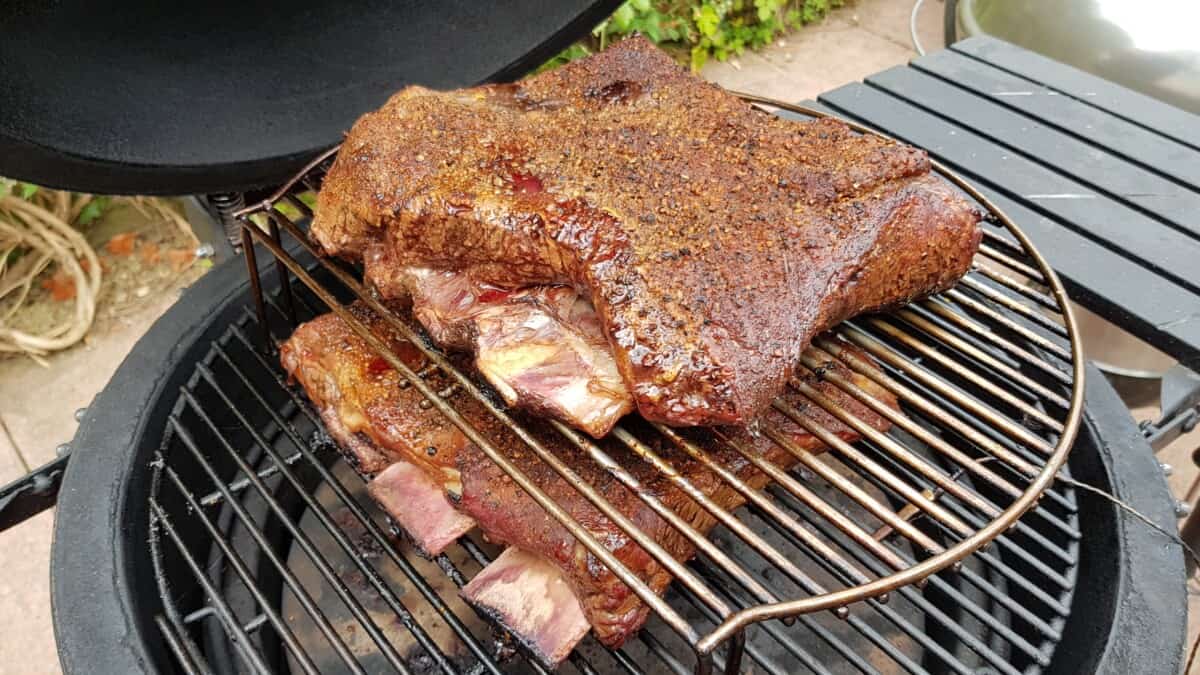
top-left (814, 84), bottom-right (1200, 369)
top-left (819, 82), bottom-right (1200, 296)
top-left (865, 66), bottom-right (1200, 242)
top-left (910, 49), bottom-right (1200, 188)
top-left (952, 36), bottom-right (1200, 150)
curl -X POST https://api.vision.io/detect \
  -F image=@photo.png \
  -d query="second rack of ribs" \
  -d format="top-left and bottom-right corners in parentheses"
top-left (281, 303), bottom-right (896, 651)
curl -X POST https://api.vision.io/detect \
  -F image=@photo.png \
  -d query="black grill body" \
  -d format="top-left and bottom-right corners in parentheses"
top-left (51, 244), bottom-right (1186, 675)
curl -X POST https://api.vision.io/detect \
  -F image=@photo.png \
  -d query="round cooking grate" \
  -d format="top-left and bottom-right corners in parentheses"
top-left (144, 100), bottom-right (1086, 675)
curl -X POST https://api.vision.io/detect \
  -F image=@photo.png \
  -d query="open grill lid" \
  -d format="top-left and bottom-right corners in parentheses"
top-left (0, 0), bottom-right (621, 195)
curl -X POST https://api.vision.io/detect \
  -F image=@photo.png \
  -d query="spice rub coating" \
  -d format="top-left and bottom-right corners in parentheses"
top-left (312, 35), bottom-right (980, 427)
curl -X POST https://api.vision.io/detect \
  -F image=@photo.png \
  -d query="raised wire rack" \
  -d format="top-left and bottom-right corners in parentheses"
top-left (157, 99), bottom-right (1085, 675)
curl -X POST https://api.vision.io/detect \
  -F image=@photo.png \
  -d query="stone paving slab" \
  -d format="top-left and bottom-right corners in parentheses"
top-left (702, 0), bottom-right (943, 102)
top-left (0, 291), bottom-right (183, 469)
top-left (0, 510), bottom-right (59, 675)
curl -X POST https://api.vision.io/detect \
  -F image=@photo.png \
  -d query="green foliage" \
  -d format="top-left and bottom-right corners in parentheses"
top-left (597, 0), bottom-right (692, 48)
top-left (1, 178), bottom-right (40, 201)
top-left (76, 196), bottom-right (111, 226)
top-left (535, 42), bottom-right (593, 74)
top-left (548, 0), bottom-right (844, 72)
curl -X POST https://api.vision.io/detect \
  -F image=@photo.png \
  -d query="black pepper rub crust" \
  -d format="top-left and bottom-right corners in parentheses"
top-left (312, 36), bottom-right (981, 427)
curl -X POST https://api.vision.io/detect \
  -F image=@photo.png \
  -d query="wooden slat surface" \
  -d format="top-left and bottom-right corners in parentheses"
top-left (811, 37), bottom-right (1200, 369)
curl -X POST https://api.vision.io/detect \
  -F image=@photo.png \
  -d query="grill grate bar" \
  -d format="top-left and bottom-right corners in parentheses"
top-left (890, 309), bottom-right (1070, 409)
top-left (851, 434), bottom-right (1076, 588)
top-left (283, 194), bottom-right (314, 219)
top-left (976, 242), bottom-right (1048, 283)
top-left (776, 490), bottom-right (1027, 675)
top-left (789, 376), bottom-right (1002, 516)
top-left (969, 265), bottom-right (1060, 313)
top-left (763, 424), bottom-right (947, 554)
top-left (150, 500), bottom-right (273, 675)
top-left (943, 289), bottom-right (1071, 361)
top-left (636, 630), bottom-right (691, 675)
top-left (834, 467), bottom-right (1052, 665)
top-left (224, 322), bottom-right (541, 675)
top-left (247, 217), bottom-right (713, 642)
top-left (197, 356), bottom-right (481, 675)
top-left (155, 614), bottom-right (209, 675)
top-left (854, 427), bottom-right (1077, 546)
top-left (959, 277), bottom-right (1068, 339)
top-left (198, 447), bottom-right (305, 508)
top-left (773, 401), bottom-right (974, 537)
top-left (571, 420), bottom-right (787, 605)
top-left (873, 480), bottom-right (1075, 596)
top-left (182, 606), bottom-right (215, 625)
top-left (656, 424), bottom-right (877, 588)
top-left (812, 336), bottom-right (1057, 508)
top-left (689, 554), bottom-right (928, 675)
top-left (265, 215), bottom-right (300, 327)
top-left (828, 329), bottom-right (1057, 454)
top-left (161, 463), bottom-right (321, 674)
top-left (744, 504), bottom-right (976, 675)
top-left (812, 335), bottom-right (1080, 539)
top-left (605, 424), bottom-right (837, 614)
top-left (798, 349), bottom-right (1024, 499)
top-left (979, 226), bottom-right (1023, 253)
top-left (919, 297), bottom-right (1072, 385)
top-left (855, 318), bottom-right (1064, 431)
top-left (240, 228), bottom-right (274, 350)
top-left (554, 421), bottom-right (785, 611)
top-left (181, 384), bottom-right (426, 674)
top-left (719, 432), bottom-right (911, 571)
top-left (167, 415), bottom-right (366, 673)
top-left (673, 575), bottom-right (821, 675)
top-left (243, 613), bottom-right (269, 635)
top-left (938, 501), bottom-right (1073, 590)
top-left (934, 482), bottom-right (1075, 567)
top-left (676, 589), bottom-right (784, 674)
top-left (956, 565), bottom-right (1063, 640)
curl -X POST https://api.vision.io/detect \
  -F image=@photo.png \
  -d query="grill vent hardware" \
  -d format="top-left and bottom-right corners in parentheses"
top-left (148, 101), bottom-right (1086, 675)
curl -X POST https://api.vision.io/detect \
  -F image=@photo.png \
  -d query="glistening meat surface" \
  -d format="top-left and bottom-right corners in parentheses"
top-left (400, 268), bottom-right (632, 438)
top-left (280, 304), bottom-right (898, 656)
top-left (311, 35), bottom-right (981, 427)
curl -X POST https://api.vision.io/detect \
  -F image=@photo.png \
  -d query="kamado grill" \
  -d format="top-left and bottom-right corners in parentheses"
top-left (0, 2), bottom-right (1186, 674)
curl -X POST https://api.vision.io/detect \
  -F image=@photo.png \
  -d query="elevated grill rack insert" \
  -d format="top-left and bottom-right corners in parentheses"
top-left (148, 101), bottom-right (1085, 675)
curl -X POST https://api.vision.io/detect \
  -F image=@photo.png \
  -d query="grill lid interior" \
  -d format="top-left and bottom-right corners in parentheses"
top-left (0, 0), bottom-right (621, 195)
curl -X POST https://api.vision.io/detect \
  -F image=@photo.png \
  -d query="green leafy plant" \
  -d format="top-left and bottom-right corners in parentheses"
top-left (552, 0), bottom-right (845, 72)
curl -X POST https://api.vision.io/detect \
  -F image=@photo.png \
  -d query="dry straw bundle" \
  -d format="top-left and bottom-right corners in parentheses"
top-left (0, 179), bottom-right (196, 361)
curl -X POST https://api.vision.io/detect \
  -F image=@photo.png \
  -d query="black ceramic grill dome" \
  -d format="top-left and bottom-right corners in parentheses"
top-left (0, 0), bottom-right (620, 195)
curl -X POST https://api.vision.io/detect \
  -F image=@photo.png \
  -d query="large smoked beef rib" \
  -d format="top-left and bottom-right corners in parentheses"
top-left (310, 35), bottom-right (981, 428)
